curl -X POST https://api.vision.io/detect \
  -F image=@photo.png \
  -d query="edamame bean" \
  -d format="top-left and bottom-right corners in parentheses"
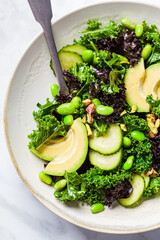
top-left (123, 137), bottom-right (132, 148)
top-left (57, 103), bottom-right (75, 115)
top-left (131, 130), bottom-right (145, 141)
top-left (71, 96), bottom-right (81, 109)
top-left (141, 44), bottom-right (152, 60)
top-left (51, 84), bottom-right (59, 97)
top-left (123, 156), bottom-right (134, 170)
top-left (91, 203), bottom-right (104, 214)
top-left (96, 105), bottom-right (114, 116)
top-left (93, 55), bottom-right (99, 65)
top-left (39, 172), bottom-right (52, 185)
top-left (63, 115), bottom-right (73, 125)
top-left (135, 24), bottom-right (143, 37)
top-left (54, 179), bottom-right (67, 191)
top-left (121, 18), bottom-right (136, 30)
top-left (92, 98), bottom-right (101, 106)
top-left (82, 49), bottom-right (94, 63)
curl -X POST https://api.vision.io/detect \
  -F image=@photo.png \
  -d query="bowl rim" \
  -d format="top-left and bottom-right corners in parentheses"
top-left (4, 0), bottom-right (160, 234)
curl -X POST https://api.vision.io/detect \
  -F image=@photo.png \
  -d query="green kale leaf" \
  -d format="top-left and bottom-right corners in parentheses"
top-left (28, 115), bottom-right (67, 149)
top-left (75, 20), bottom-right (121, 48)
top-left (54, 172), bottom-right (86, 202)
top-left (123, 139), bottom-right (153, 173)
top-left (70, 63), bottom-right (96, 84)
top-left (122, 114), bottom-right (150, 133)
top-left (93, 120), bottom-right (108, 137)
top-left (146, 94), bottom-right (160, 117)
top-left (54, 168), bottom-right (133, 205)
top-left (33, 98), bottom-right (58, 119)
top-left (147, 46), bottom-right (160, 66)
top-left (85, 19), bottom-right (102, 31)
top-left (143, 177), bottom-right (160, 198)
top-left (140, 21), bottom-right (160, 46)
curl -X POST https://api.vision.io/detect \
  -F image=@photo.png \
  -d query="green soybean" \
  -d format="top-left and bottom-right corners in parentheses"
top-left (131, 130), bottom-right (145, 141)
top-left (82, 49), bottom-right (94, 63)
top-left (51, 84), bottom-right (59, 97)
top-left (91, 203), bottom-right (104, 214)
top-left (71, 96), bottom-right (81, 109)
top-left (135, 24), bottom-right (143, 37)
top-left (39, 172), bottom-right (52, 185)
top-left (141, 44), bottom-right (152, 60)
top-left (123, 156), bottom-right (134, 170)
top-left (54, 179), bottom-right (67, 191)
top-left (92, 98), bottom-right (101, 106)
top-left (96, 105), bottom-right (114, 116)
top-left (121, 18), bottom-right (136, 30)
top-left (63, 115), bottom-right (73, 125)
top-left (123, 137), bottom-right (132, 148)
top-left (57, 103), bottom-right (75, 115)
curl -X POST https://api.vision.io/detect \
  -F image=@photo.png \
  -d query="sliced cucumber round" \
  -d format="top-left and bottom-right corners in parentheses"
top-left (60, 44), bottom-right (86, 55)
top-left (58, 51), bottom-right (83, 71)
top-left (140, 173), bottom-right (150, 189)
top-left (118, 174), bottom-right (145, 207)
top-left (89, 124), bottom-right (122, 155)
top-left (89, 148), bottom-right (122, 170)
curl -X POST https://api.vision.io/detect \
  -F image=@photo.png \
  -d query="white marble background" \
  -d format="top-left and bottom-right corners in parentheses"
top-left (1, 0), bottom-right (160, 239)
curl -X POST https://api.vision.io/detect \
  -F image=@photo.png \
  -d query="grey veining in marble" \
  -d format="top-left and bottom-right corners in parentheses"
top-left (1, 0), bottom-right (160, 239)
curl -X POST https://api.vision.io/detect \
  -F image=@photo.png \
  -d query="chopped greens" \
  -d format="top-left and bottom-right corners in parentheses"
top-left (146, 94), bottom-right (160, 117)
top-left (28, 18), bottom-right (160, 211)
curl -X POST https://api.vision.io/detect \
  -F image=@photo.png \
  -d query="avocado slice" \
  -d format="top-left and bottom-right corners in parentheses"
top-left (31, 118), bottom-right (88, 176)
top-left (143, 63), bottom-right (160, 100)
top-left (124, 58), bottom-right (149, 112)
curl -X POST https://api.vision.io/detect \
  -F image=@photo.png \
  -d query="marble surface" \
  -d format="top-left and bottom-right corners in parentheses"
top-left (1, 0), bottom-right (160, 239)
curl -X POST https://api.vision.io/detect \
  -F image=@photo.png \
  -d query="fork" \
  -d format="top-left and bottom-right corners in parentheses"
top-left (27, 0), bottom-right (68, 94)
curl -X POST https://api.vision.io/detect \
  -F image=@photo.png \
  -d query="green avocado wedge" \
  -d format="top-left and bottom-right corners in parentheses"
top-left (124, 58), bottom-right (149, 112)
top-left (33, 118), bottom-right (88, 176)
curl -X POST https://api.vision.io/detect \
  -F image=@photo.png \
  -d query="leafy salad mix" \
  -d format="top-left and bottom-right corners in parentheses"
top-left (28, 18), bottom-right (160, 213)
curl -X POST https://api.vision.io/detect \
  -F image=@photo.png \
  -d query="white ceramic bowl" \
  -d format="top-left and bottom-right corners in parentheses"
top-left (4, 0), bottom-right (160, 234)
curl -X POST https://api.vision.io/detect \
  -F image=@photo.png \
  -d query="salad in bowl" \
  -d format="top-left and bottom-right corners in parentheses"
top-left (28, 17), bottom-right (160, 214)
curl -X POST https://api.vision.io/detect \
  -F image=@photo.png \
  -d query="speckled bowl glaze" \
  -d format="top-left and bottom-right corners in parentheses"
top-left (4, 0), bottom-right (160, 234)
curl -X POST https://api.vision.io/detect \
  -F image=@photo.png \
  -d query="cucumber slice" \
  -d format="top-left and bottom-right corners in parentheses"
top-left (89, 124), bottom-right (122, 155)
top-left (50, 51), bottom-right (83, 73)
top-left (89, 148), bottom-right (122, 170)
top-left (140, 173), bottom-right (150, 189)
top-left (58, 51), bottom-right (83, 71)
top-left (118, 174), bottom-right (145, 207)
top-left (60, 44), bottom-right (87, 55)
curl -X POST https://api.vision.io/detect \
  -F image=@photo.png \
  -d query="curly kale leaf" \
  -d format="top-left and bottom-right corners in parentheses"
top-left (140, 21), bottom-right (160, 46)
top-left (28, 115), bottom-right (67, 149)
top-left (70, 63), bottom-right (96, 84)
top-left (84, 19), bottom-right (102, 31)
top-left (75, 20), bottom-right (121, 48)
top-left (101, 69), bottom-right (125, 95)
top-left (95, 51), bottom-right (128, 71)
top-left (54, 168), bottom-right (133, 205)
top-left (69, 63), bottom-right (97, 96)
top-left (93, 120), bottom-right (108, 137)
top-left (54, 172), bottom-right (86, 202)
top-left (122, 114), bottom-right (150, 133)
top-left (139, 21), bottom-right (160, 66)
top-left (123, 139), bottom-right (153, 173)
top-left (147, 46), bottom-right (160, 66)
top-left (146, 94), bottom-right (160, 118)
top-left (94, 51), bottom-right (127, 95)
top-left (33, 98), bottom-right (58, 119)
top-left (143, 177), bottom-right (160, 198)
